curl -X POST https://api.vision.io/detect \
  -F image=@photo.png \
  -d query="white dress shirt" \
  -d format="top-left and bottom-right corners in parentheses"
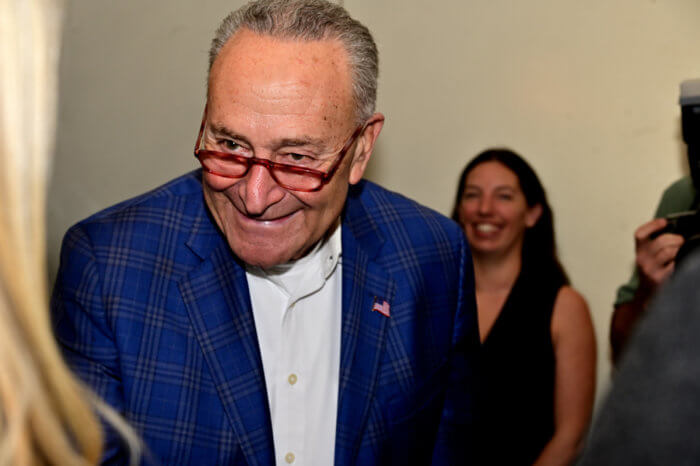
top-left (246, 223), bottom-right (342, 466)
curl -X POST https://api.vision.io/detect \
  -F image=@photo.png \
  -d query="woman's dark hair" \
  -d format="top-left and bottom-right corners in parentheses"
top-left (450, 148), bottom-right (569, 285)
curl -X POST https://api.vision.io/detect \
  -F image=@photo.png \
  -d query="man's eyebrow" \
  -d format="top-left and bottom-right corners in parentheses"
top-left (209, 124), bottom-right (247, 143)
top-left (208, 124), bottom-right (328, 150)
top-left (276, 136), bottom-right (327, 149)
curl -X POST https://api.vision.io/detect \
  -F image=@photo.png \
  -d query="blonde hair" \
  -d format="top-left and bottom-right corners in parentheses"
top-left (0, 0), bottom-right (139, 464)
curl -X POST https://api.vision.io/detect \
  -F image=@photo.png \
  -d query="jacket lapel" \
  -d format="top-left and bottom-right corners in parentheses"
top-left (179, 204), bottom-right (274, 466)
top-left (335, 193), bottom-right (396, 466)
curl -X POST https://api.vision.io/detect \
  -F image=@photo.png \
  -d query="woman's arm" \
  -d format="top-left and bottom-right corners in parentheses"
top-left (533, 286), bottom-right (596, 466)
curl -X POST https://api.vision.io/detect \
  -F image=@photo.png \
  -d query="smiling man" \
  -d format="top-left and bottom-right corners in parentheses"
top-left (52, 1), bottom-right (479, 465)
top-left (202, 27), bottom-right (373, 268)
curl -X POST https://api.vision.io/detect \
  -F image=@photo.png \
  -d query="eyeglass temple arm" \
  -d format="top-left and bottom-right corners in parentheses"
top-left (322, 123), bottom-right (366, 181)
top-left (193, 104), bottom-right (209, 156)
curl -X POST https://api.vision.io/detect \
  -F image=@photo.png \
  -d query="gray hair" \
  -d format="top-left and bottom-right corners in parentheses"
top-left (208, 0), bottom-right (378, 123)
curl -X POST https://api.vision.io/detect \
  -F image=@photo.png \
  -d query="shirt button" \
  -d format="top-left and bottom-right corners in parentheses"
top-left (285, 452), bottom-right (295, 463)
top-left (288, 374), bottom-right (298, 385)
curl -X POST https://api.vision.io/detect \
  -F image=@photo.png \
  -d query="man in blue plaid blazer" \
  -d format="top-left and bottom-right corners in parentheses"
top-left (52, 1), bottom-right (479, 464)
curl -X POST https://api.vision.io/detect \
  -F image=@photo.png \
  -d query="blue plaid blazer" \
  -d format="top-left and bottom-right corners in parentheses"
top-left (52, 171), bottom-right (479, 465)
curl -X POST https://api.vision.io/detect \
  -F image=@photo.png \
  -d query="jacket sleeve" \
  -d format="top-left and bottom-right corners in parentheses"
top-left (51, 225), bottom-right (132, 464)
top-left (431, 233), bottom-right (481, 465)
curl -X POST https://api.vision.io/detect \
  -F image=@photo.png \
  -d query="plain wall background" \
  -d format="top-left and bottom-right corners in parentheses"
top-left (49, 0), bottom-right (700, 403)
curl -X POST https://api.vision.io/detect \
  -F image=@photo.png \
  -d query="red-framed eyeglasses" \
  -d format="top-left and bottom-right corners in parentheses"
top-left (193, 106), bottom-right (364, 192)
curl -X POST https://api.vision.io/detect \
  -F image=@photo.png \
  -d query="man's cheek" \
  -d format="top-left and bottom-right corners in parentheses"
top-left (203, 173), bottom-right (236, 192)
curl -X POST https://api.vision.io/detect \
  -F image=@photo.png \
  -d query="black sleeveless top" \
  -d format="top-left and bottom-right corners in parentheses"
top-left (475, 266), bottom-right (564, 465)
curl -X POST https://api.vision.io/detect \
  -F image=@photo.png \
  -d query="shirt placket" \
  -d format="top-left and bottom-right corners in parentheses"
top-left (279, 297), bottom-right (306, 465)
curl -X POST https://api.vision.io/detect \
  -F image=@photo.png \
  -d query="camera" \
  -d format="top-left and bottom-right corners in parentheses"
top-left (651, 210), bottom-right (700, 265)
top-left (651, 211), bottom-right (700, 240)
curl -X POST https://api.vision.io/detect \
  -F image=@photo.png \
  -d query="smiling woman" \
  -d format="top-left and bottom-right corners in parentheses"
top-left (451, 148), bottom-right (597, 465)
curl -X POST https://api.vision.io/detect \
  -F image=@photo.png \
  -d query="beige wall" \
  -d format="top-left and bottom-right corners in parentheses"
top-left (50, 0), bottom-right (700, 402)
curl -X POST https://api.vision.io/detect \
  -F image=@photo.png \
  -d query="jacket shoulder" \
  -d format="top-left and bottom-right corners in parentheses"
top-left (60, 171), bottom-right (206, 253)
top-left (346, 180), bottom-right (465, 247)
top-left (82, 171), bottom-right (203, 223)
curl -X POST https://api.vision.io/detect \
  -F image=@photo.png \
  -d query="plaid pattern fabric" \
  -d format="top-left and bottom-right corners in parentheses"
top-left (52, 170), bottom-right (479, 465)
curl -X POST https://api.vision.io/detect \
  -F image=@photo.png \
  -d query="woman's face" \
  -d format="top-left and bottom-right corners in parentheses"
top-left (458, 161), bottom-right (541, 258)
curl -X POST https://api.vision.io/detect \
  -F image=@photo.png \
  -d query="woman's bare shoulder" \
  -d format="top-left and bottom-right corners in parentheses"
top-left (551, 285), bottom-right (594, 341)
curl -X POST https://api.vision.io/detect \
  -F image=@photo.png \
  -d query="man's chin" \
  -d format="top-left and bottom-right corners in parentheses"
top-left (229, 243), bottom-right (296, 269)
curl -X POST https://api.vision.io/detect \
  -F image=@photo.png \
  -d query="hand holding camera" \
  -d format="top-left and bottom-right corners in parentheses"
top-left (635, 217), bottom-right (685, 291)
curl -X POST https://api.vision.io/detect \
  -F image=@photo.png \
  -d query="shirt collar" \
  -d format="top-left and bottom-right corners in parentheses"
top-left (246, 222), bottom-right (342, 301)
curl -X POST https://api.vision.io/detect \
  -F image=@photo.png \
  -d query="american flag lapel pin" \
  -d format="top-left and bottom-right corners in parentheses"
top-left (372, 296), bottom-right (390, 318)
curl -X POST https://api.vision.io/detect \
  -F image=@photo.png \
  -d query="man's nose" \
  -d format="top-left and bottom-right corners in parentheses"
top-left (239, 164), bottom-right (285, 216)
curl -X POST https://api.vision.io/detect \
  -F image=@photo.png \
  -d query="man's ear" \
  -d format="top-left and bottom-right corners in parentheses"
top-left (525, 203), bottom-right (543, 228)
top-left (349, 113), bottom-right (384, 185)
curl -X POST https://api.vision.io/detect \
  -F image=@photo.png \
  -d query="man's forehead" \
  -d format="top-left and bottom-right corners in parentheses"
top-left (209, 29), bottom-right (352, 94)
top-left (207, 29), bottom-right (356, 131)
